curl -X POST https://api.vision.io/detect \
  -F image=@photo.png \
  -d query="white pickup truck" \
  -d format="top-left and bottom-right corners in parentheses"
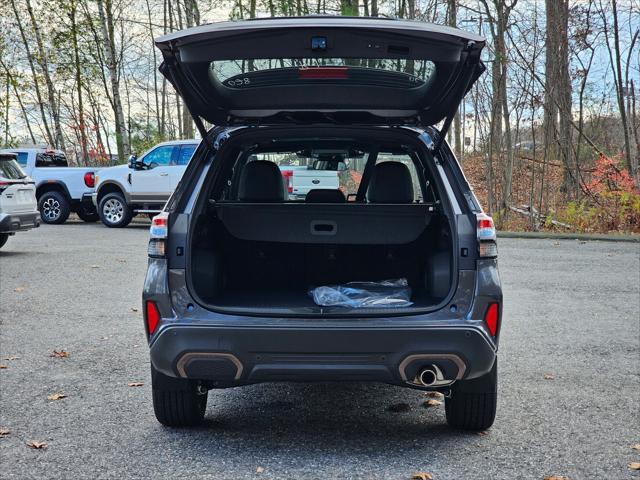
top-left (0, 147), bottom-right (99, 224)
top-left (92, 140), bottom-right (198, 227)
top-left (279, 165), bottom-right (340, 200)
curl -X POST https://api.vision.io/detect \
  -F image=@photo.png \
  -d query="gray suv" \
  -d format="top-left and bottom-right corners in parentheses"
top-left (143, 16), bottom-right (502, 431)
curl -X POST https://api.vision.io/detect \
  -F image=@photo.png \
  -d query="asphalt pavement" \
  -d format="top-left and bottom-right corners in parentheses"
top-left (1, 222), bottom-right (639, 479)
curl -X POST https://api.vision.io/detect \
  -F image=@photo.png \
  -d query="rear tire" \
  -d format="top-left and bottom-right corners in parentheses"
top-left (445, 360), bottom-right (497, 431)
top-left (0, 233), bottom-right (9, 249)
top-left (98, 192), bottom-right (132, 228)
top-left (151, 366), bottom-right (207, 427)
top-left (38, 191), bottom-right (71, 225)
top-left (76, 207), bottom-right (99, 223)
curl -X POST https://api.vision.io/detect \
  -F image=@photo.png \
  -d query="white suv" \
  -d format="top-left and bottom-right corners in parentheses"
top-left (92, 140), bottom-right (198, 227)
top-left (0, 153), bottom-right (40, 249)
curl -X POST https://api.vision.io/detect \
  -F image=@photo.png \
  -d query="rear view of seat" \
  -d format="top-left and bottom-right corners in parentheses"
top-left (237, 160), bottom-right (286, 202)
top-left (306, 189), bottom-right (346, 203)
top-left (367, 162), bottom-right (414, 203)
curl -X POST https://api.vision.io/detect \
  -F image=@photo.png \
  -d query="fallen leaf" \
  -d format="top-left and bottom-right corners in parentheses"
top-left (0, 428), bottom-right (10, 437)
top-left (387, 403), bottom-right (411, 413)
top-left (131, 307), bottom-right (139, 312)
top-left (543, 374), bottom-right (555, 380)
top-left (544, 476), bottom-right (570, 480)
top-left (412, 473), bottom-right (434, 480)
top-left (50, 350), bottom-right (69, 358)
top-left (476, 431), bottom-right (489, 436)
top-left (4, 356), bottom-right (20, 360)
top-left (14, 286), bottom-right (25, 292)
top-left (0, 364), bottom-right (7, 369)
top-left (47, 393), bottom-right (67, 401)
top-left (424, 399), bottom-right (442, 408)
top-left (90, 265), bottom-right (100, 269)
top-left (424, 391), bottom-right (444, 399)
top-left (256, 466), bottom-right (265, 474)
top-left (26, 440), bottom-right (47, 449)
top-left (629, 463), bottom-right (640, 471)
top-left (128, 382), bottom-right (144, 387)
top-left (632, 444), bottom-right (640, 451)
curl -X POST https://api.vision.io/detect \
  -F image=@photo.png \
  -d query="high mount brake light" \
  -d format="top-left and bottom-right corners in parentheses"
top-left (477, 213), bottom-right (497, 258)
top-left (148, 212), bottom-right (169, 258)
top-left (298, 67), bottom-right (349, 80)
top-left (83, 172), bottom-right (95, 188)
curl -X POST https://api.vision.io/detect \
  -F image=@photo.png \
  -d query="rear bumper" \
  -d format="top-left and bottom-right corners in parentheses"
top-left (0, 211), bottom-right (40, 233)
top-left (149, 323), bottom-right (497, 388)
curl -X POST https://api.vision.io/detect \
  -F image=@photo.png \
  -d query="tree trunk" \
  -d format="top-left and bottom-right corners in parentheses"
top-left (145, 0), bottom-right (161, 138)
top-left (97, 0), bottom-right (130, 162)
top-left (24, 0), bottom-right (65, 150)
top-left (610, 0), bottom-right (633, 174)
top-left (447, 0), bottom-right (462, 160)
top-left (69, 0), bottom-right (88, 165)
top-left (9, 0), bottom-right (54, 147)
top-left (181, 0), bottom-right (200, 139)
top-left (341, 0), bottom-right (358, 16)
top-left (543, 0), bottom-right (560, 177)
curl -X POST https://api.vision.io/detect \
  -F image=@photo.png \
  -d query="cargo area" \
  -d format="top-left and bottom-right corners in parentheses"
top-left (189, 204), bottom-right (454, 315)
top-left (186, 130), bottom-right (457, 315)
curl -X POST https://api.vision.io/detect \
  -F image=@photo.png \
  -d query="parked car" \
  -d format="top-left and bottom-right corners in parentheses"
top-left (0, 153), bottom-right (40, 248)
top-left (0, 147), bottom-right (99, 224)
top-left (143, 17), bottom-right (501, 431)
top-left (92, 140), bottom-right (198, 227)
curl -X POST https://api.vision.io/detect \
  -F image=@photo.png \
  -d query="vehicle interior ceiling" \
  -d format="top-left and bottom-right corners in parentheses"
top-left (189, 135), bottom-right (454, 314)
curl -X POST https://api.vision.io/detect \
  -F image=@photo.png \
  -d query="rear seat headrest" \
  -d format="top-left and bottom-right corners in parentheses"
top-left (306, 189), bottom-right (346, 203)
top-left (367, 161), bottom-right (414, 204)
top-left (238, 160), bottom-right (286, 202)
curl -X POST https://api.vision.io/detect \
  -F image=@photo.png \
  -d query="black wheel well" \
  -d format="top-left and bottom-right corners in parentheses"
top-left (36, 183), bottom-right (70, 202)
top-left (97, 183), bottom-right (125, 204)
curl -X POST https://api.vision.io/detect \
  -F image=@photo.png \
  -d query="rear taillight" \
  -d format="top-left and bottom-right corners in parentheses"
top-left (281, 170), bottom-right (293, 193)
top-left (0, 181), bottom-right (9, 193)
top-left (145, 300), bottom-right (160, 335)
top-left (148, 212), bottom-right (168, 257)
top-left (477, 213), bottom-right (497, 258)
top-left (83, 172), bottom-right (95, 188)
top-left (484, 303), bottom-right (500, 337)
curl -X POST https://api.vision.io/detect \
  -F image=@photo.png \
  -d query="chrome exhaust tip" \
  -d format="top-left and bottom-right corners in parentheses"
top-left (418, 366), bottom-right (438, 386)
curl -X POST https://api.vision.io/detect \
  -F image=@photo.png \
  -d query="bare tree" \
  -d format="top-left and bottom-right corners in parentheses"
top-left (96, 0), bottom-right (130, 161)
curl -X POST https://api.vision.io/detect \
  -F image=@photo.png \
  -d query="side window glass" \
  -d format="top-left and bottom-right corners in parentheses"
top-left (35, 153), bottom-right (51, 167)
top-left (16, 152), bottom-right (28, 166)
top-left (52, 154), bottom-right (68, 167)
top-left (142, 146), bottom-right (175, 169)
top-left (175, 145), bottom-right (196, 166)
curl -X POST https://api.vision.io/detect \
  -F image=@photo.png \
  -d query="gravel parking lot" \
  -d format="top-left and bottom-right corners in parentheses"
top-left (1, 223), bottom-right (639, 479)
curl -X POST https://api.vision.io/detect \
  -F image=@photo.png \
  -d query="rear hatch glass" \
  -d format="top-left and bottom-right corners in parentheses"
top-left (0, 155), bottom-right (27, 180)
top-left (156, 17), bottom-right (485, 126)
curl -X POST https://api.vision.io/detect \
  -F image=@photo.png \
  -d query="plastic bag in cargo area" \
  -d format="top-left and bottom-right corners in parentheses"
top-left (309, 278), bottom-right (413, 308)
